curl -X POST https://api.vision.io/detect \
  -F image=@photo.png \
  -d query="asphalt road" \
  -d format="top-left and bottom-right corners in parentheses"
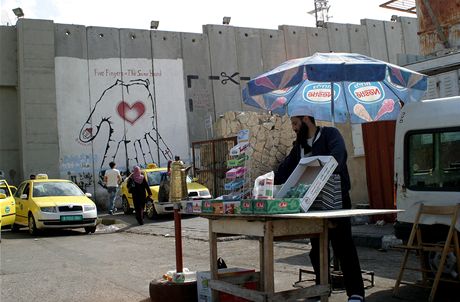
top-left (0, 213), bottom-right (456, 302)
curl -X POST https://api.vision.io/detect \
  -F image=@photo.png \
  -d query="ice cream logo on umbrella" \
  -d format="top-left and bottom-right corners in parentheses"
top-left (302, 83), bottom-right (340, 103)
top-left (353, 98), bottom-right (396, 122)
top-left (267, 87), bottom-right (296, 110)
top-left (348, 82), bottom-right (385, 103)
top-left (278, 202), bottom-right (288, 208)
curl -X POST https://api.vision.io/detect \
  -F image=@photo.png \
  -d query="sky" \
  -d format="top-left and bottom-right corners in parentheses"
top-left (1, 0), bottom-right (415, 32)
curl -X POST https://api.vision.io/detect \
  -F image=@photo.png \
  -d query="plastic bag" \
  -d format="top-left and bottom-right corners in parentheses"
top-left (252, 171), bottom-right (274, 199)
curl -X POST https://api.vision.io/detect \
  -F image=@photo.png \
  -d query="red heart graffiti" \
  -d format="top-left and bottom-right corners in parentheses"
top-left (117, 101), bottom-right (146, 125)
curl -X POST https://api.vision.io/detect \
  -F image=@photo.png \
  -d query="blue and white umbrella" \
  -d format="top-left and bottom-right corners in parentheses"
top-left (244, 52), bottom-right (428, 123)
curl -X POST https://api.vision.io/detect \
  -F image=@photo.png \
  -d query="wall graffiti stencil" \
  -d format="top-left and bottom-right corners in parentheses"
top-left (78, 78), bottom-right (173, 179)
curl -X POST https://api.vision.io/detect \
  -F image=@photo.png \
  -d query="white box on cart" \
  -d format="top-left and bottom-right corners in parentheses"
top-left (275, 156), bottom-right (338, 212)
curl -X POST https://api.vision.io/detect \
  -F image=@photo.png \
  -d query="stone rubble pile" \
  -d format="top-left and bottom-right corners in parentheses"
top-left (215, 111), bottom-right (296, 184)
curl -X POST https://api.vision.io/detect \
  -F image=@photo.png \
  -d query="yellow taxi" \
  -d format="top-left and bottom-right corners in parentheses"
top-left (12, 174), bottom-right (98, 235)
top-left (0, 179), bottom-right (16, 228)
top-left (120, 164), bottom-right (212, 218)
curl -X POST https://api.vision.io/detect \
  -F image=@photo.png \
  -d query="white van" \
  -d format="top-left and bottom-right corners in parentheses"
top-left (394, 96), bottom-right (460, 236)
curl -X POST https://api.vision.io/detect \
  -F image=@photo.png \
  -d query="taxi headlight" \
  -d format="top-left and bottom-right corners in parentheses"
top-left (41, 206), bottom-right (57, 213)
top-left (84, 205), bottom-right (96, 212)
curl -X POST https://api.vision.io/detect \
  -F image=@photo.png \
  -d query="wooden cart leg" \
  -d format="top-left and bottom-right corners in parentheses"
top-left (209, 220), bottom-right (219, 302)
top-left (259, 238), bottom-right (265, 291)
top-left (263, 220), bottom-right (275, 294)
top-left (320, 220), bottom-right (329, 302)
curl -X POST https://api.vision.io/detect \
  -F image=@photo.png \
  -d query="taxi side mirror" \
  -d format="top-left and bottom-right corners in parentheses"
top-left (20, 194), bottom-right (28, 200)
top-left (0, 193), bottom-right (6, 199)
top-left (85, 192), bottom-right (92, 198)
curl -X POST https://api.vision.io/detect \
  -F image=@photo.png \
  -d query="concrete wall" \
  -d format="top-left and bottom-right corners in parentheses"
top-left (0, 17), bottom-right (421, 205)
top-left (0, 26), bottom-right (19, 184)
top-left (16, 19), bottom-right (60, 181)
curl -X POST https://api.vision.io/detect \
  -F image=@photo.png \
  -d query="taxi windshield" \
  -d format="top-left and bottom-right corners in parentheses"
top-left (0, 181), bottom-right (11, 197)
top-left (32, 182), bottom-right (84, 197)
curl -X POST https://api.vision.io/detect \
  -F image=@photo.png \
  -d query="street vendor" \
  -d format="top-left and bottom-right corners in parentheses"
top-left (274, 115), bottom-right (365, 302)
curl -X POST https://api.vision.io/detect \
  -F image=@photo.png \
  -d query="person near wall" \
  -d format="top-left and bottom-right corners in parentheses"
top-left (104, 161), bottom-right (122, 215)
top-left (274, 115), bottom-right (365, 302)
top-left (128, 166), bottom-right (152, 225)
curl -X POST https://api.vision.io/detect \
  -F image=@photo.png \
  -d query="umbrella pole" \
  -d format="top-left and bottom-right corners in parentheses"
top-left (330, 82), bottom-right (335, 127)
top-left (173, 203), bottom-right (183, 273)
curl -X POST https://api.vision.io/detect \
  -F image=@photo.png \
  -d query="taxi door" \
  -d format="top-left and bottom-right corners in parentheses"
top-left (14, 182), bottom-right (30, 226)
top-left (0, 180), bottom-right (16, 227)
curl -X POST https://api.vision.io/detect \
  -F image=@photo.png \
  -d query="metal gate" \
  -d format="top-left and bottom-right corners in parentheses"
top-left (192, 137), bottom-right (237, 198)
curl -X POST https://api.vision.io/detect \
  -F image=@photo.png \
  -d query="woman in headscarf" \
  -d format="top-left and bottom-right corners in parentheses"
top-left (128, 166), bottom-right (152, 225)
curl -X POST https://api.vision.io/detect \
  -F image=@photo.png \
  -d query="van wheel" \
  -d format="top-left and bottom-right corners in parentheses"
top-left (28, 214), bottom-right (39, 236)
top-left (85, 226), bottom-right (96, 234)
top-left (146, 201), bottom-right (158, 220)
top-left (122, 196), bottom-right (133, 214)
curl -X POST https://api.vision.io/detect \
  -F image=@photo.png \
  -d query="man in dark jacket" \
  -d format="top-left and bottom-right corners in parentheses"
top-left (275, 115), bottom-right (365, 302)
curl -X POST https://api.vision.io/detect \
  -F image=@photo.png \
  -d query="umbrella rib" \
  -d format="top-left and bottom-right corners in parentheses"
top-left (382, 81), bottom-right (405, 105)
top-left (283, 82), bottom-right (306, 114)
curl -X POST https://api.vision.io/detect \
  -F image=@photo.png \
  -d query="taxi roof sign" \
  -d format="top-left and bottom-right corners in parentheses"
top-left (36, 173), bottom-right (48, 180)
top-left (147, 163), bottom-right (158, 169)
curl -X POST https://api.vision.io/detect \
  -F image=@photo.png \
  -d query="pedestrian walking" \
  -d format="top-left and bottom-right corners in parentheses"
top-left (104, 161), bottom-right (122, 215)
top-left (128, 166), bottom-right (152, 225)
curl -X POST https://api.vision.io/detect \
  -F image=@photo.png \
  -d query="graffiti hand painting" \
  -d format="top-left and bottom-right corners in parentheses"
top-left (78, 79), bottom-right (172, 182)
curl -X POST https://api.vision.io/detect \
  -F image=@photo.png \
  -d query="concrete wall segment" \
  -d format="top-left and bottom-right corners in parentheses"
top-left (120, 29), bottom-right (151, 59)
top-left (398, 17), bottom-right (420, 55)
top-left (0, 87), bottom-right (20, 184)
top-left (181, 32), bottom-right (215, 142)
top-left (260, 28), bottom-right (286, 71)
top-left (361, 19), bottom-right (388, 61)
top-left (204, 25), bottom-right (242, 116)
top-left (305, 27), bottom-right (330, 55)
top-left (279, 25), bottom-right (308, 59)
top-left (86, 27), bottom-right (120, 59)
top-left (383, 21), bottom-right (404, 64)
top-left (54, 24), bottom-right (88, 59)
top-left (234, 27), bottom-right (263, 112)
top-left (348, 24), bottom-right (370, 56)
top-left (17, 19), bottom-right (60, 178)
top-left (326, 22), bottom-right (351, 53)
top-left (151, 30), bottom-right (182, 59)
top-left (0, 26), bottom-right (17, 86)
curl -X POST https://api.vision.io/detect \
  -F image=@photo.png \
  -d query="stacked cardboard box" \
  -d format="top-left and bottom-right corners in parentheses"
top-left (197, 268), bottom-right (257, 302)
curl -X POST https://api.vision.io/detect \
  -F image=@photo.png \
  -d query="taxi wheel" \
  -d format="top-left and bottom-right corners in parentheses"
top-left (84, 226), bottom-right (96, 234)
top-left (28, 214), bottom-right (39, 236)
top-left (122, 196), bottom-right (133, 214)
top-left (146, 201), bottom-right (158, 220)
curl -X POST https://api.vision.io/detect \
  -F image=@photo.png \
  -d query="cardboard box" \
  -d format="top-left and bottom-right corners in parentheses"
top-left (201, 200), bottom-right (229, 214)
top-left (275, 156), bottom-right (338, 213)
top-left (223, 201), bottom-right (241, 214)
top-left (240, 199), bottom-right (254, 214)
top-left (252, 198), bottom-right (300, 214)
top-left (229, 141), bottom-right (249, 156)
top-left (192, 200), bottom-right (202, 213)
top-left (197, 268), bottom-right (256, 302)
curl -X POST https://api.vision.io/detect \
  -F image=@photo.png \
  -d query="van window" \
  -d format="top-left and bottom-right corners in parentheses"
top-left (406, 128), bottom-right (460, 191)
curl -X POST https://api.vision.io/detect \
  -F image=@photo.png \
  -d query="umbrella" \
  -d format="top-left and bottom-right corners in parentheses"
top-left (244, 53), bottom-right (428, 123)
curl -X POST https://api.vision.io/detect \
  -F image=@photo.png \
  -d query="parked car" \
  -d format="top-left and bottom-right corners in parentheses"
top-left (0, 179), bottom-right (16, 228)
top-left (120, 164), bottom-right (212, 219)
top-left (12, 174), bottom-right (98, 235)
